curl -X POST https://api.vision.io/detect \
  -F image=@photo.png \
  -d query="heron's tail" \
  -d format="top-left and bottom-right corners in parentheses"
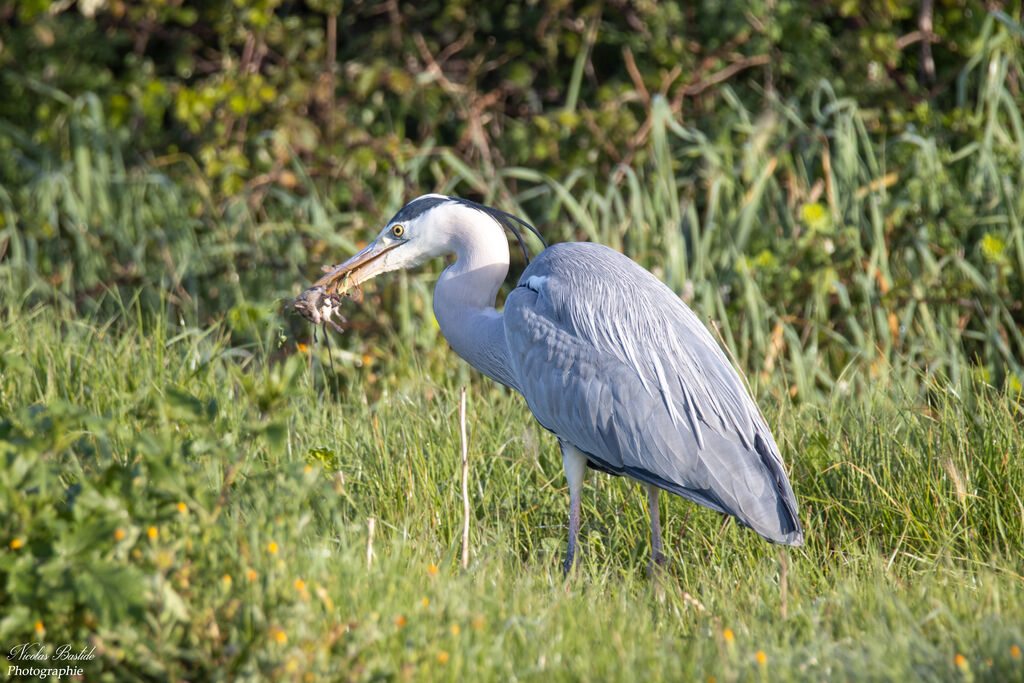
top-left (753, 433), bottom-right (804, 546)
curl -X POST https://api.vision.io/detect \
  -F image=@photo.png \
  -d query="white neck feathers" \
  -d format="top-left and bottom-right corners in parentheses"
top-left (430, 205), bottom-right (519, 390)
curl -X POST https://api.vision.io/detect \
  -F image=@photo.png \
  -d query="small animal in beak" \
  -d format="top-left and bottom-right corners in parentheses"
top-left (290, 285), bottom-right (347, 333)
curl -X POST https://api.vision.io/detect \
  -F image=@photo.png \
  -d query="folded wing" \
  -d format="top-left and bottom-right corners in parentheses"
top-left (504, 242), bottom-right (802, 545)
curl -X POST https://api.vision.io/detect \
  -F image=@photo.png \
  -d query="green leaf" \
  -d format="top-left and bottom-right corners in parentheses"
top-left (74, 562), bottom-right (147, 624)
top-left (165, 387), bottom-right (204, 421)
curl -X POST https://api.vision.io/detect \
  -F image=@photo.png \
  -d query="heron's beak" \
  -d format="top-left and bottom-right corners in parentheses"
top-left (313, 239), bottom-right (400, 296)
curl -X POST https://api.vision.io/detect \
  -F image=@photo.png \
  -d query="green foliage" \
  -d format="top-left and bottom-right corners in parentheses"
top-left (0, 293), bottom-right (1022, 680)
top-left (0, 1), bottom-right (1012, 198)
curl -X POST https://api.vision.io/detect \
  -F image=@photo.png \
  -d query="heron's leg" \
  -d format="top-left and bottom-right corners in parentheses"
top-left (646, 484), bottom-right (667, 578)
top-left (560, 441), bottom-right (587, 577)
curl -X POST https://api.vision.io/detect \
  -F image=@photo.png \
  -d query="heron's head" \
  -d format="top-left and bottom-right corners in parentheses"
top-left (313, 194), bottom-right (544, 295)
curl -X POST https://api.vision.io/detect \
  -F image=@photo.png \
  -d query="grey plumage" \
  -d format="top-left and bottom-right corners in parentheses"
top-left (505, 242), bottom-right (802, 545)
top-left (313, 194), bottom-right (803, 574)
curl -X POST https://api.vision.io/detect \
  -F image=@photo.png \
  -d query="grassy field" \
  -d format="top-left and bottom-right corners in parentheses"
top-left (1, 278), bottom-right (1022, 681)
top-left (2, 23), bottom-right (1024, 678)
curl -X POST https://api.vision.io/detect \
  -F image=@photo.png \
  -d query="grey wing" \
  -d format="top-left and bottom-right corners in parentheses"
top-left (505, 242), bottom-right (803, 545)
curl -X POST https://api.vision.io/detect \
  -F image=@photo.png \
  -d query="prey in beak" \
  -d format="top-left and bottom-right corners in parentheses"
top-left (291, 238), bottom-right (401, 330)
top-left (290, 286), bottom-right (346, 333)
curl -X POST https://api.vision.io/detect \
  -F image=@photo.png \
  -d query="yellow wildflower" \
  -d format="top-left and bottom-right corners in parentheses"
top-left (9, 538), bottom-right (22, 549)
top-left (723, 628), bottom-right (734, 643)
top-left (437, 651), bottom-right (449, 664)
top-left (428, 564), bottom-right (439, 576)
top-left (800, 202), bottom-right (830, 232)
top-left (980, 233), bottom-right (1006, 264)
top-left (147, 526), bottom-right (158, 540)
top-left (114, 528), bottom-right (126, 541)
top-left (755, 651), bottom-right (767, 665)
top-left (268, 541), bottom-right (279, 554)
top-left (954, 653), bottom-right (967, 668)
top-left (177, 502), bottom-right (188, 514)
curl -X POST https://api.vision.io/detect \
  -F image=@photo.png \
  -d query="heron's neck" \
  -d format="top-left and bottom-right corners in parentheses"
top-left (433, 229), bottom-right (519, 391)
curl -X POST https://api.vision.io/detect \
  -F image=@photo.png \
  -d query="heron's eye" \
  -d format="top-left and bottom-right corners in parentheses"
top-left (391, 224), bottom-right (405, 238)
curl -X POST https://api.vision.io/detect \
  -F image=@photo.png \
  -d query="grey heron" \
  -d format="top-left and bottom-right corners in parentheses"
top-left (313, 194), bottom-right (803, 575)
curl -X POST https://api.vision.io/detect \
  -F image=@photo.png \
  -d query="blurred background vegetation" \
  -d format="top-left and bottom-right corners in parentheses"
top-left (1, 0), bottom-right (1022, 396)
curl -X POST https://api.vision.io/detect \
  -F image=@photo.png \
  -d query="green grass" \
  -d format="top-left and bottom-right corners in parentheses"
top-left (1, 289), bottom-right (1022, 681)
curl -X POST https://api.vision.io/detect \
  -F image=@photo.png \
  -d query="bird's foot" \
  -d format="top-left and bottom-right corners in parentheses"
top-left (561, 548), bottom-right (581, 592)
top-left (646, 551), bottom-right (668, 579)
top-left (647, 551), bottom-right (668, 601)
top-left (562, 553), bottom-right (577, 579)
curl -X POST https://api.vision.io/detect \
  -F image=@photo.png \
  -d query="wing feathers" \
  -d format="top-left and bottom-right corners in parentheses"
top-left (504, 242), bottom-right (803, 545)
